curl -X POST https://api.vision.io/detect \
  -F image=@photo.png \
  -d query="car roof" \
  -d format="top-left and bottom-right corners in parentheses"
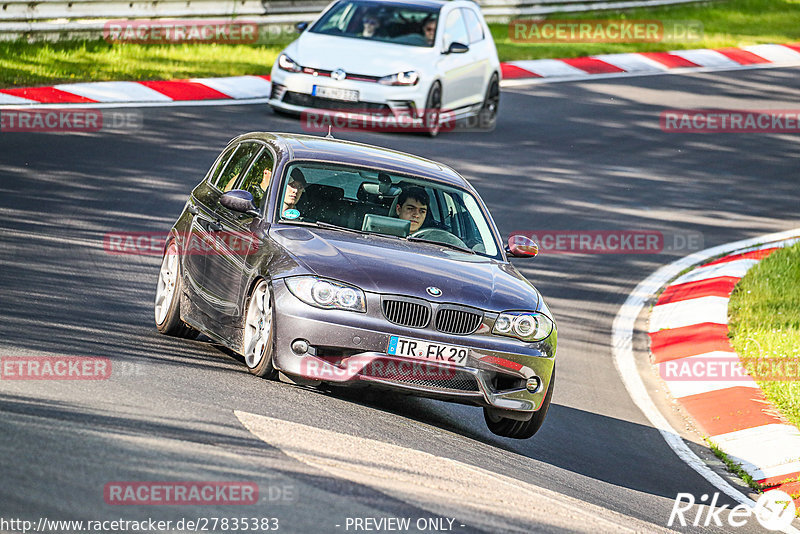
top-left (337, 0), bottom-right (450, 9)
top-left (234, 132), bottom-right (471, 189)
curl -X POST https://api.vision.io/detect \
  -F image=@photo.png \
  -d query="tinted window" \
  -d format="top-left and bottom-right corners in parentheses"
top-left (443, 9), bottom-right (469, 48)
top-left (461, 8), bottom-right (484, 44)
top-left (207, 146), bottom-right (236, 185)
top-left (239, 148), bottom-right (275, 209)
top-left (213, 142), bottom-right (262, 192)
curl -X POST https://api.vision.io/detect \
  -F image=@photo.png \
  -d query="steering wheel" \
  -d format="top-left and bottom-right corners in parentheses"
top-left (410, 228), bottom-right (468, 249)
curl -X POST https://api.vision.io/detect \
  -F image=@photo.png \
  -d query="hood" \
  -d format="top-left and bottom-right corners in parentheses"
top-left (287, 32), bottom-right (433, 76)
top-left (270, 226), bottom-right (540, 312)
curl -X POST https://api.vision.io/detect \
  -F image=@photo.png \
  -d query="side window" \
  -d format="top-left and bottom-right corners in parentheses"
top-left (443, 9), bottom-right (469, 48)
top-left (213, 142), bottom-right (262, 192)
top-left (207, 146), bottom-right (236, 185)
top-left (461, 8), bottom-right (484, 44)
top-left (240, 148), bottom-right (276, 209)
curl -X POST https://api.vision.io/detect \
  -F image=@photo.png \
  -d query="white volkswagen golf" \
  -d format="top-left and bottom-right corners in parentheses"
top-left (268, 0), bottom-right (501, 135)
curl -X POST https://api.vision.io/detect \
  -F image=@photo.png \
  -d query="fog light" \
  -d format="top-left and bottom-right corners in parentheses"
top-left (291, 339), bottom-right (309, 355)
top-left (525, 377), bottom-right (541, 393)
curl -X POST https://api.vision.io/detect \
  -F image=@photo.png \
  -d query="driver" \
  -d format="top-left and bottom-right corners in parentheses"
top-left (395, 187), bottom-right (428, 233)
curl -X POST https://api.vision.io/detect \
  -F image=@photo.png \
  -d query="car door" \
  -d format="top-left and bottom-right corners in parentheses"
top-left (460, 7), bottom-right (492, 105)
top-left (437, 8), bottom-right (477, 111)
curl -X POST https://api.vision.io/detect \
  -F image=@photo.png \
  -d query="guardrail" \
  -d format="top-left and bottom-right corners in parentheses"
top-left (0, 0), bottom-right (705, 40)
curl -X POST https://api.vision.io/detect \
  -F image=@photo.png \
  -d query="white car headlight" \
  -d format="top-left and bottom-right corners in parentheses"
top-left (378, 71), bottom-right (419, 86)
top-left (492, 312), bottom-right (554, 342)
top-left (278, 54), bottom-right (302, 73)
top-left (285, 276), bottom-right (366, 312)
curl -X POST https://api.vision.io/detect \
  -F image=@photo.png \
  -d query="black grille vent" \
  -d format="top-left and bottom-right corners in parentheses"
top-left (435, 306), bottom-right (482, 335)
top-left (358, 359), bottom-right (479, 392)
top-left (382, 298), bottom-right (430, 328)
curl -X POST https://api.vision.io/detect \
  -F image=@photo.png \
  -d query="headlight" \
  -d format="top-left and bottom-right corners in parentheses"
top-left (492, 311), bottom-right (554, 342)
top-left (378, 71), bottom-right (419, 86)
top-left (278, 54), bottom-right (302, 73)
top-left (285, 276), bottom-right (366, 312)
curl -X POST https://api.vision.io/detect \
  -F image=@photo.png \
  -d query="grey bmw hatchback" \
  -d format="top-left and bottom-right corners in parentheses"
top-left (155, 132), bottom-right (556, 438)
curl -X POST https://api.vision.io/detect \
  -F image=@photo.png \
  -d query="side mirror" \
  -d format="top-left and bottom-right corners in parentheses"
top-left (220, 190), bottom-right (260, 217)
top-left (296, 22), bottom-right (309, 33)
top-left (444, 42), bottom-right (469, 54)
top-left (506, 234), bottom-right (538, 258)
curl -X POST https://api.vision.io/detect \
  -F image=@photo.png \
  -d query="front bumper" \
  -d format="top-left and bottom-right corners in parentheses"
top-left (271, 279), bottom-right (556, 414)
top-left (268, 70), bottom-right (429, 117)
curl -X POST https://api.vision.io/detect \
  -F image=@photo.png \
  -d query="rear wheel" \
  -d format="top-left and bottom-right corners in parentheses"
top-left (424, 82), bottom-right (442, 137)
top-left (484, 367), bottom-right (555, 439)
top-left (242, 279), bottom-right (278, 379)
top-left (154, 240), bottom-right (199, 339)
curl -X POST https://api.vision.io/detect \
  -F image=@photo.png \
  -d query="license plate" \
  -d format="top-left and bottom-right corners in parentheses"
top-left (387, 336), bottom-right (469, 367)
top-left (313, 85), bottom-right (359, 102)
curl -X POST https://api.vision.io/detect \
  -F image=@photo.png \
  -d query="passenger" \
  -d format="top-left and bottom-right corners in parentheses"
top-left (395, 186), bottom-right (428, 232)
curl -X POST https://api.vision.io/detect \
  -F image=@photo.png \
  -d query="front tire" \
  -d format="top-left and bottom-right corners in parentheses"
top-left (484, 367), bottom-right (555, 439)
top-left (242, 279), bottom-right (278, 379)
top-left (424, 82), bottom-right (442, 137)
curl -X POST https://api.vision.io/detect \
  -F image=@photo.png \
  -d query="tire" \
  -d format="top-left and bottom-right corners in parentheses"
top-left (424, 82), bottom-right (442, 137)
top-left (478, 73), bottom-right (499, 130)
top-left (484, 367), bottom-right (555, 439)
top-left (154, 240), bottom-right (199, 339)
top-left (242, 279), bottom-right (278, 379)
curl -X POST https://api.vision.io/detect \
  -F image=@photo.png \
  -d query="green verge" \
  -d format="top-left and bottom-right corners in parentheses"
top-left (1, 0), bottom-right (799, 88)
top-left (728, 242), bottom-right (800, 430)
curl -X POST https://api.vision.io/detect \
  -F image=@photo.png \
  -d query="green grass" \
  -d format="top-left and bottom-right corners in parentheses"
top-left (708, 440), bottom-right (764, 491)
top-left (1, 0), bottom-right (799, 88)
top-left (491, 0), bottom-right (800, 61)
top-left (728, 242), bottom-right (800, 429)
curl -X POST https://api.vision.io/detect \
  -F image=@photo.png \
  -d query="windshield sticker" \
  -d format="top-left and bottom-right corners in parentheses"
top-left (283, 209), bottom-right (300, 220)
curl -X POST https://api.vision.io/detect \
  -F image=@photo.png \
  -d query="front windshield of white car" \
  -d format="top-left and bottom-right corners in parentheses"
top-left (310, 0), bottom-right (439, 48)
top-left (276, 162), bottom-right (501, 259)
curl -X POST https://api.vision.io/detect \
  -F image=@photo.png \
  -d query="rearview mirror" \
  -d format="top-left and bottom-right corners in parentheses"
top-left (445, 42), bottom-right (469, 54)
top-left (220, 190), bottom-right (260, 217)
top-left (296, 22), bottom-right (309, 33)
top-left (506, 234), bottom-right (538, 258)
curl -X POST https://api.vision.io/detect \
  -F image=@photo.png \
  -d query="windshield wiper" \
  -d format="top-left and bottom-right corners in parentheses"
top-left (407, 236), bottom-right (476, 255)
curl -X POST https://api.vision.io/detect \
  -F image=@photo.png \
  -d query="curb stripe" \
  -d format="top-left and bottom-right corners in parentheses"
top-left (649, 323), bottom-right (733, 363)
top-left (680, 386), bottom-right (784, 436)
top-left (638, 51), bottom-right (700, 68)
top-left (672, 258), bottom-right (759, 285)
top-left (656, 276), bottom-right (739, 305)
top-left (137, 80), bottom-right (232, 101)
top-left (500, 63), bottom-right (540, 79)
top-left (0, 86), bottom-right (98, 104)
top-left (649, 295), bottom-right (728, 332)
top-left (52, 81), bottom-right (173, 102)
top-left (714, 47), bottom-right (771, 65)
top-left (560, 56), bottom-right (625, 74)
top-left (667, 49), bottom-right (742, 68)
top-left (760, 471), bottom-right (800, 487)
top-left (703, 247), bottom-right (779, 266)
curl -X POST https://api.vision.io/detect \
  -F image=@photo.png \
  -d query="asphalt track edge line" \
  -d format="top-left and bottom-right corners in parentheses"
top-left (612, 226), bottom-right (800, 534)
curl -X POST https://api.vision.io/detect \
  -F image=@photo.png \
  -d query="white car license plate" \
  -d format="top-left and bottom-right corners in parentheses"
top-left (387, 336), bottom-right (468, 367)
top-left (313, 85), bottom-right (359, 102)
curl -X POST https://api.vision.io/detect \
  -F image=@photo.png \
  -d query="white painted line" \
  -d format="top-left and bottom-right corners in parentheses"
top-left (743, 44), bottom-right (800, 66)
top-left (593, 53), bottom-right (669, 73)
top-left (0, 92), bottom-right (38, 105)
top-left (671, 258), bottom-right (758, 285)
top-left (649, 295), bottom-right (729, 332)
top-left (658, 352), bottom-right (759, 399)
top-left (668, 49), bottom-right (741, 68)
top-left (190, 75), bottom-right (271, 99)
top-left (52, 81), bottom-right (173, 103)
top-left (235, 411), bottom-right (676, 533)
top-left (710, 424), bottom-right (800, 481)
top-left (612, 226), bottom-right (800, 525)
top-left (508, 59), bottom-right (587, 77)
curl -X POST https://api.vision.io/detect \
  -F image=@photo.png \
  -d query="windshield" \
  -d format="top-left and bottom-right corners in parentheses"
top-left (276, 162), bottom-right (501, 258)
top-left (310, 0), bottom-right (439, 48)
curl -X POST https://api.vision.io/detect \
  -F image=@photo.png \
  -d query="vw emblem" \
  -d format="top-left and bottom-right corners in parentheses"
top-left (426, 287), bottom-right (442, 297)
top-left (332, 68), bottom-right (346, 81)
